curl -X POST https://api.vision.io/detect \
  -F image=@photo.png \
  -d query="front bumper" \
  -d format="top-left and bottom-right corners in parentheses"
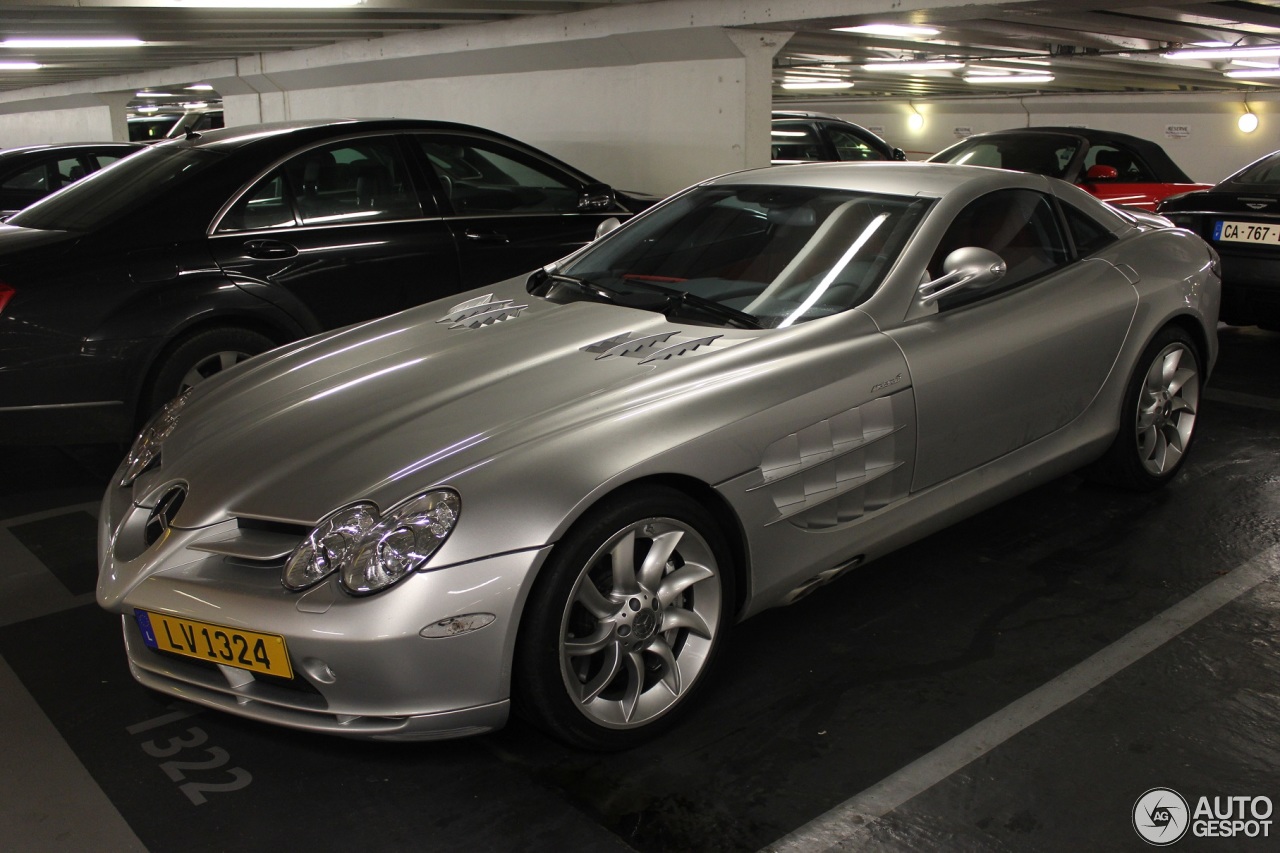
top-left (99, 476), bottom-right (551, 741)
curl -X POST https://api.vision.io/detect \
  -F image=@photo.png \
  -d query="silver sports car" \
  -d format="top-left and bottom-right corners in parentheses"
top-left (97, 163), bottom-right (1220, 750)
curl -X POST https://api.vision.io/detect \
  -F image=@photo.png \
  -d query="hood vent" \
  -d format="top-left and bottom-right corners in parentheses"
top-left (438, 294), bottom-right (528, 330)
top-left (582, 330), bottom-right (723, 365)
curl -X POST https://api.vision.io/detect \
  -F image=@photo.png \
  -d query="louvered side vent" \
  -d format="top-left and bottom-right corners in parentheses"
top-left (437, 294), bottom-right (528, 330)
top-left (749, 391), bottom-right (917, 531)
top-left (581, 330), bottom-right (727, 363)
top-left (188, 517), bottom-right (309, 566)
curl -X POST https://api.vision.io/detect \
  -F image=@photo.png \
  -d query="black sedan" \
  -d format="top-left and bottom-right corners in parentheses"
top-left (0, 142), bottom-right (144, 216)
top-left (0, 118), bottom-right (652, 444)
top-left (770, 111), bottom-right (905, 164)
top-left (1159, 150), bottom-right (1280, 329)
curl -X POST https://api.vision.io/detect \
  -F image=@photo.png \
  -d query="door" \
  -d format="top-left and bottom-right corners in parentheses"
top-left (412, 132), bottom-right (627, 288)
top-left (887, 189), bottom-right (1138, 490)
top-left (207, 134), bottom-right (462, 331)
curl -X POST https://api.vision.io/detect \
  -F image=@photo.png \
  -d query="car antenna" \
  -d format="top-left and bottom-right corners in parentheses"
top-left (185, 129), bottom-right (202, 140)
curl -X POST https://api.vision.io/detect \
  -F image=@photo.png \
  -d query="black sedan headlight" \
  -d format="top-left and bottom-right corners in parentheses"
top-left (282, 490), bottom-right (460, 595)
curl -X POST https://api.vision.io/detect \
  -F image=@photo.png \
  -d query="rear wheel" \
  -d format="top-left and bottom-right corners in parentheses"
top-left (514, 486), bottom-right (733, 750)
top-left (144, 327), bottom-right (275, 417)
top-left (1092, 326), bottom-right (1201, 490)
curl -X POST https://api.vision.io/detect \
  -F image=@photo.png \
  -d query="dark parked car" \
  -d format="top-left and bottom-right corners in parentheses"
top-left (0, 118), bottom-right (653, 444)
top-left (929, 127), bottom-right (1212, 210)
top-left (1159, 149), bottom-right (1280, 329)
top-left (0, 142), bottom-right (144, 216)
top-left (771, 111), bottom-right (905, 164)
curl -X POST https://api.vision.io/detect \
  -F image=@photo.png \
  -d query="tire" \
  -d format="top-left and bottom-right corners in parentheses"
top-left (1091, 325), bottom-right (1202, 490)
top-left (514, 485), bottom-right (734, 750)
top-left (144, 327), bottom-right (275, 418)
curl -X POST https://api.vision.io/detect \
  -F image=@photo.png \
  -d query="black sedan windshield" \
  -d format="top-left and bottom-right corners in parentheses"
top-left (7, 145), bottom-right (223, 233)
top-left (554, 185), bottom-right (930, 328)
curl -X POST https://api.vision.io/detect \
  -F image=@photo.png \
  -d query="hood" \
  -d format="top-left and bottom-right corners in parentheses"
top-left (156, 278), bottom-right (759, 528)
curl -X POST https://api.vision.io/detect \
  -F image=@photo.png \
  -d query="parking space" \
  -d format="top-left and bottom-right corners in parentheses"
top-left (1, 327), bottom-right (1277, 852)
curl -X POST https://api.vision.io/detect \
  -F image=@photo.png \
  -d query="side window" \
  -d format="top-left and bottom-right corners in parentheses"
top-left (1086, 145), bottom-right (1154, 181)
top-left (771, 123), bottom-right (826, 162)
top-left (415, 135), bottom-right (580, 215)
top-left (284, 137), bottom-right (422, 225)
top-left (217, 170), bottom-right (296, 232)
top-left (1060, 202), bottom-right (1117, 257)
top-left (827, 126), bottom-right (884, 162)
top-left (2, 162), bottom-right (50, 192)
top-left (93, 153), bottom-right (128, 169)
top-left (55, 156), bottom-right (86, 184)
top-left (928, 189), bottom-right (1071, 309)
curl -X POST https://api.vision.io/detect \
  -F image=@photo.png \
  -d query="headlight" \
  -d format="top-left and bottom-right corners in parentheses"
top-left (282, 490), bottom-right (460, 595)
top-left (119, 390), bottom-right (192, 487)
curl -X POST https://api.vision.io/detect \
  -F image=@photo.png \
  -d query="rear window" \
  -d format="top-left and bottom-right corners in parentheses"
top-left (7, 145), bottom-right (222, 232)
top-left (1229, 152), bottom-right (1280, 187)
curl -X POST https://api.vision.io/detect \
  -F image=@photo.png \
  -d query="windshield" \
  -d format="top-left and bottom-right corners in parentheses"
top-left (932, 134), bottom-right (1079, 179)
top-left (553, 184), bottom-right (930, 329)
top-left (7, 144), bottom-right (223, 232)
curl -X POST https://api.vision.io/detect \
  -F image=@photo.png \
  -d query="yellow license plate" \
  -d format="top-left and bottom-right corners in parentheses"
top-left (135, 609), bottom-right (293, 679)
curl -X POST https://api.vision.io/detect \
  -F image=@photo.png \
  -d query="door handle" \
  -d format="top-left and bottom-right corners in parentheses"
top-left (463, 229), bottom-right (510, 244)
top-left (243, 239), bottom-right (299, 259)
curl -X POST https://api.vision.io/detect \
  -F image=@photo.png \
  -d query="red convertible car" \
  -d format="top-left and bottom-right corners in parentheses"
top-left (929, 127), bottom-right (1212, 210)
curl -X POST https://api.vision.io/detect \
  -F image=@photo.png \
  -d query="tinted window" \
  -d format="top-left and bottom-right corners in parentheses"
top-left (771, 123), bottom-right (826, 162)
top-left (7, 145), bottom-right (222, 232)
top-left (1229, 152), bottom-right (1280, 186)
top-left (1060, 202), bottom-right (1117, 256)
top-left (2, 162), bottom-right (51, 193)
top-left (217, 137), bottom-right (423, 233)
top-left (827, 126), bottom-right (885, 161)
top-left (935, 135), bottom-right (1077, 179)
top-left (929, 189), bottom-right (1070, 309)
top-left (416, 135), bottom-right (580, 214)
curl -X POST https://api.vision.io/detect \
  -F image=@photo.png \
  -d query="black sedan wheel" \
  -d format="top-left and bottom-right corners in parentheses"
top-left (515, 485), bottom-right (733, 750)
top-left (146, 327), bottom-right (275, 416)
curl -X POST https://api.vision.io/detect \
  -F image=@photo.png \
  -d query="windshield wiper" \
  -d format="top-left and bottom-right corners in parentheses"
top-left (528, 269), bottom-right (625, 305)
top-left (617, 278), bottom-right (763, 330)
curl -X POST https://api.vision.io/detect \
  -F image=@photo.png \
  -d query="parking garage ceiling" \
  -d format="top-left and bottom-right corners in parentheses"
top-left (1, 0), bottom-right (1279, 103)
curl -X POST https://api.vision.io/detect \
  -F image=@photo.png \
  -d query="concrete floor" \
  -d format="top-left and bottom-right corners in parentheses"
top-left (1, 326), bottom-right (1277, 853)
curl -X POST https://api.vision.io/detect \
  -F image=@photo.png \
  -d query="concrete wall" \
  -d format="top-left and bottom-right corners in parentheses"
top-left (0, 104), bottom-right (115, 146)
top-left (225, 58), bottom-right (753, 195)
top-left (789, 92), bottom-right (1280, 184)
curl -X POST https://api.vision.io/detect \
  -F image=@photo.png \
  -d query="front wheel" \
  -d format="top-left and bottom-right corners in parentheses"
top-left (514, 486), bottom-right (733, 750)
top-left (1092, 326), bottom-right (1202, 490)
top-left (143, 327), bottom-right (275, 418)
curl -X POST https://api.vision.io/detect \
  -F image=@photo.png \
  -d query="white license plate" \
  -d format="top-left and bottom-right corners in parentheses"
top-left (1214, 220), bottom-right (1280, 246)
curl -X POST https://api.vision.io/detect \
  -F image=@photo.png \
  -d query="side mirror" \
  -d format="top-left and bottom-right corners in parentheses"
top-left (579, 183), bottom-right (616, 211)
top-left (1085, 164), bottom-right (1119, 182)
top-left (594, 217), bottom-right (622, 240)
top-left (918, 247), bottom-right (1007, 303)
top-left (891, 147), bottom-right (908, 161)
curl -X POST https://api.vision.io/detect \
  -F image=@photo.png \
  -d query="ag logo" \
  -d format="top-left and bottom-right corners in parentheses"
top-left (1134, 787), bottom-right (1190, 845)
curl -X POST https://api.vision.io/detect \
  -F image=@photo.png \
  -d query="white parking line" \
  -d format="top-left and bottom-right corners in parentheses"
top-left (762, 542), bottom-right (1280, 853)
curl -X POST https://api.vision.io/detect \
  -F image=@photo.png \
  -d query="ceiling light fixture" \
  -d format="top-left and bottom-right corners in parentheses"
top-left (835, 24), bottom-right (940, 37)
top-left (1, 37), bottom-right (144, 48)
top-left (0, 61), bottom-right (42, 70)
top-left (780, 80), bottom-right (855, 90)
top-left (863, 60), bottom-right (963, 72)
top-left (1165, 44), bottom-right (1280, 60)
top-left (1225, 67), bottom-right (1280, 78)
top-left (907, 102), bottom-right (925, 131)
top-left (185, 83), bottom-right (214, 91)
top-left (1239, 110), bottom-right (1259, 132)
top-left (136, 91), bottom-right (178, 97)
top-left (965, 73), bottom-right (1055, 84)
top-left (164, 0), bottom-right (365, 6)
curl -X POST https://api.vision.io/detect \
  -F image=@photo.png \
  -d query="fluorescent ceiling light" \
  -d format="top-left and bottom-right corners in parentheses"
top-left (185, 83), bottom-right (214, 91)
top-left (780, 80), bottom-right (855, 90)
top-left (136, 106), bottom-right (160, 113)
top-left (163, 0), bottom-right (364, 6)
top-left (182, 101), bottom-right (208, 109)
top-left (0, 61), bottom-right (42, 70)
top-left (966, 73), bottom-right (1055, 84)
top-left (1165, 45), bottom-right (1280, 60)
top-left (835, 24), bottom-right (940, 37)
top-left (2, 38), bottom-right (144, 48)
top-left (863, 60), bottom-right (963, 72)
top-left (136, 91), bottom-right (178, 97)
top-left (1225, 68), bottom-right (1280, 78)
